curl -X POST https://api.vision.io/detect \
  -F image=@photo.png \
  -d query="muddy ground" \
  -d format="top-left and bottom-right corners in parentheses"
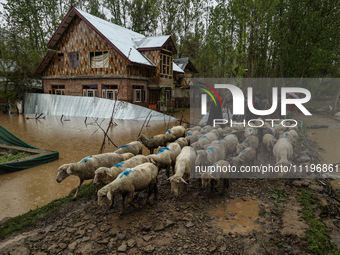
top-left (0, 113), bottom-right (339, 255)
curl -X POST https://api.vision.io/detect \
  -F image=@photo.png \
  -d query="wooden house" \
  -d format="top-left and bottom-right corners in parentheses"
top-left (34, 7), bottom-right (184, 111)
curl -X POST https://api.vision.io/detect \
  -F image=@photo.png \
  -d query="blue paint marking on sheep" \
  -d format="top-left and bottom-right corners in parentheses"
top-left (166, 129), bottom-right (172, 134)
top-left (156, 147), bottom-right (170, 155)
top-left (119, 169), bottom-right (134, 178)
top-left (206, 147), bottom-right (214, 152)
top-left (249, 128), bottom-right (253, 132)
top-left (80, 156), bottom-right (93, 163)
top-left (199, 136), bottom-right (207, 139)
top-left (271, 136), bottom-right (276, 139)
top-left (244, 139), bottom-right (249, 143)
top-left (284, 133), bottom-right (289, 137)
top-left (188, 132), bottom-right (192, 136)
top-left (118, 145), bottom-right (129, 149)
top-left (150, 137), bottom-right (155, 139)
top-left (241, 149), bottom-right (246, 154)
top-left (114, 162), bottom-right (124, 168)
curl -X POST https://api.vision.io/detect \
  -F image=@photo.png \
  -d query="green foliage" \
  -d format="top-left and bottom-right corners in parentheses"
top-left (0, 182), bottom-right (96, 239)
top-left (297, 189), bottom-right (340, 255)
top-left (270, 187), bottom-right (287, 203)
top-left (0, 152), bottom-right (29, 163)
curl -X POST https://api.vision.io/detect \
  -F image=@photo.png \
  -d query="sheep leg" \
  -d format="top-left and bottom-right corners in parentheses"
top-left (153, 182), bottom-right (158, 201)
top-left (142, 184), bottom-right (154, 205)
top-left (166, 166), bottom-right (171, 178)
top-left (126, 192), bottom-right (139, 209)
top-left (73, 179), bottom-right (84, 200)
top-left (119, 193), bottom-right (126, 216)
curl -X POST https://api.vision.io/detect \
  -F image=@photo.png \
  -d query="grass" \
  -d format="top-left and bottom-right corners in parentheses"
top-left (0, 152), bottom-right (30, 163)
top-left (269, 187), bottom-right (287, 204)
top-left (297, 188), bottom-right (340, 255)
top-left (0, 182), bottom-right (96, 239)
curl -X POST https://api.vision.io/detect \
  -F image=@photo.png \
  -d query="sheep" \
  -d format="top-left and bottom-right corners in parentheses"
top-left (231, 123), bottom-right (245, 132)
top-left (168, 146), bottom-right (195, 197)
top-left (191, 141), bottom-right (203, 151)
top-left (231, 147), bottom-right (256, 167)
top-left (97, 162), bottom-right (158, 215)
top-left (244, 126), bottom-right (258, 138)
top-left (236, 135), bottom-right (259, 155)
top-left (200, 125), bottom-right (213, 134)
top-left (195, 142), bottom-right (225, 166)
top-left (164, 125), bottom-right (186, 143)
top-left (154, 142), bottom-right (181, 175)
top-left (201, 160), bottom-right (230, 192)
top-left (147, 147), bottom-right (172, 177)
top-left (56, 152), bottom-right (134, 199)
top-left (196, 130), bottom-right (220, 148)
top-left (174, 137), bottom-right (188, 148)
top-left (137, 134), bottom-right (166, 154)
top-left (190, 126), bottom-right (201, 132)
top-left (93, 155), bottom-right (150, 186)
top-left (114, 141), bottom-right (143, 155)
top-left (218, 134), bottom-right (238, 156)
top-left (280, 130), bottom-right (298, 145)
top-left (273, 138), bottom-right (293, 166)
top-left (217, 127), bottom-right (233, 138)
top-left (262, 134), bottom-right (278, 157)
top-left (186, 130), bottom-right (200, 144)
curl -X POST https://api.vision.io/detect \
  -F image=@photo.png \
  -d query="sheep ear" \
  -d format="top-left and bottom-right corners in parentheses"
top-left (106, 169), bottom-right (113, 177)
top-left (107, 191), bottom-right (113, 201)
top-left (180, 178), bottom-right (188, 184)
top-left (66, 166), bottom-right (72, 175)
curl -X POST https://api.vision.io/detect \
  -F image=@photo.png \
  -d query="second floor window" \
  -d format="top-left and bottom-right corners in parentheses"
top-left (90, 51), bottom-right (109, 68)
top-left (160, 52), bottom-right (173, 79)
top-left (68, 52), bottom-right (80, 68)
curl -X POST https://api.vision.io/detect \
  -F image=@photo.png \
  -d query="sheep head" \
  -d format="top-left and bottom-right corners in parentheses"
top-left (94, 167), bottom-right (111, 186)
top-left (201, 173), bottom-right (215, 187)
top-left (236, 144), bottom-right (245, 155)
top-left (137, 134), bottom-right (146, 142)
top-left (56, 164), bottom-right (73, 183)
top-left (168, 176), bottom-right (188, 197)
top-left (195, 150), bottom-right (207, 166)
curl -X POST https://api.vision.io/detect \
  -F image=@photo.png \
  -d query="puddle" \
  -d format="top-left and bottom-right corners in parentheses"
top-left (209, 197), bottom-right (261, 235)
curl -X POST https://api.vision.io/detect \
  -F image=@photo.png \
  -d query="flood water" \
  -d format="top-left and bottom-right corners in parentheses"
top-left (0, 113), bottom-right (176, 220)
top-left (309, 128), bottom-right (340, 189)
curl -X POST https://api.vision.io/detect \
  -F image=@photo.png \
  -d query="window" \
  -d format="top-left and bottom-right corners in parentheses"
top-left (90, 51), bottom-right (109, 68)
top-left (68, 52), bottom-right (80, 68)
top-left (132, 85), bottom-right (146, 102)
top-left (102, 85), bottom-right (118, 100)
top-left (83, 85), bottom-right (98, 97)
top-left (49, 85), bottom-right (65, 95)
top-left (160, 51), bottom-right (173, 79)
top-left (57, 53), bottom-right (64, 68)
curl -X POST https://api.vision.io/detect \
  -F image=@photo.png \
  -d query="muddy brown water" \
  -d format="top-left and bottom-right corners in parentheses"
top-left (0, 113), bottom-right (176, 220)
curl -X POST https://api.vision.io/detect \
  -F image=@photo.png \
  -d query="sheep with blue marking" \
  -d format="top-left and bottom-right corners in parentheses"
top-left (114, 141), bottom-right (143, 155)
top-left (154, 142), bottom-right (181, 175)
top-left (137, 134), bottom-right (166, 154)
top-left (244, 126), bottom-right (258, 138)
top-left (196, 130), bottom-right (220, 148)
top-left (200, 125), bottom-right (213, 134)
top-left (186, 130), bottom-right (200, 144)
top-left (164, 125), bottom-right (186, 143)
top-left (97, 162), bottom-right (158, 215)
top-left (279, 130), bottom-right (298, 146)
top-left (195, 141), bottom-right (226, 166)
top-left (147, 146), bottom-right (173, 177)
top-left (56, 152), bottom-right (134, 199)
top-left (93, 155), bottom-right (150, 186)
top-left (236, 135), bottom-right (259, 155)
top-left (169, 146), bottom-right (196, 197)
top-left (218, 134), bottom-right (238, 156)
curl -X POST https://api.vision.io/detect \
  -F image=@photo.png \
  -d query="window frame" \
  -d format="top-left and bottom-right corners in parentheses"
top-left (90, 51), bottom-right (109, 68)
top-left (102, 85), bottom-right (118, 100)
top-left (83, 85), bottom-right (98, 97)
top-left (160, 50), bottom-right (173, 79)
top-left (132, 85), bottom-right (146, 103)
top-left (68, 52), bottom-right (80, 68)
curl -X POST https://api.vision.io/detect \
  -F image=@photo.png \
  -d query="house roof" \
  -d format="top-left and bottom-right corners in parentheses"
top-left (35, 7), bottom-right (183, 75)
top-left (174, 58), bottom-right (199, 73)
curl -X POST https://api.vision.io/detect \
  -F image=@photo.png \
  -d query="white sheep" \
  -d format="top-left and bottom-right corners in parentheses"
top-left (218, 134), bottom-right (238, 156)
top-left (195, 142), bottom-right (225, 166)
top-left (280, 130), bottom-right (298, 145)
top-left (236, 135), bottom-right (259, 155)
top-left (93, 155), bottom-right (150, 186)
top-left (114, 141), bottom-right (143, 155)
top-left (262, 134), bottom-right (278, 157)
top-left (231, 147), bottom-right (256, 167)
top-left (200, 125), bottom-right (213, 134)
top-left (164, 125), bottom-right (186, 143)
top-left (147, 147), bottom-right (172, 177)
top-left (56, 152), bottom-right (134, 199)
top-left (273, 138), bottom-right (293, 166)
top-left (196, 130), bottom-right (220, 148)
top-left (244, 126), bottom-right (258, 138)
top-left (190, 126), bottom-right (201, 132)
top-left (97, 162), bottom-right (158, 215)
top-left (175, 137), bottom-right (188, 148)
top-left (137, 134), bottom-right (166, 154)
top-left (154, 142), bottom-right (181, 175)
top-left (186, 130), bottom-right (200, 144)
top-left (168, 146), bottom-right (195, 197)
top-left (201, 160), bottom-right (230, 192)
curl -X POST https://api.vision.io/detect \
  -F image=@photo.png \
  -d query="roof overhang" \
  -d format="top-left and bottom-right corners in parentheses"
top-left (137, 36), bottom-right (178, 54)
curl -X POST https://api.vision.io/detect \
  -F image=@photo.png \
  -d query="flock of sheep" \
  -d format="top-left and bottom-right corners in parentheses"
top-left (56, 120), bottom-right (299, 215)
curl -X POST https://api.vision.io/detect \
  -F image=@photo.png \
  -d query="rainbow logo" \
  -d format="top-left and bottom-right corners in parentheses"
top-left (197, 82), bottom-right (222, 107)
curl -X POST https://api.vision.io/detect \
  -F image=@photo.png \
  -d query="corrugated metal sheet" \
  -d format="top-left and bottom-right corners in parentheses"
top-left (134, 35), bottom-right (171, 49)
